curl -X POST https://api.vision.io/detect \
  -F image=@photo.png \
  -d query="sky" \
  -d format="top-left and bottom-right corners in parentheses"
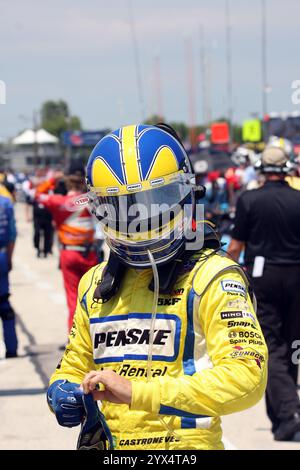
top-left (0, 0), bottom-right (300, 139)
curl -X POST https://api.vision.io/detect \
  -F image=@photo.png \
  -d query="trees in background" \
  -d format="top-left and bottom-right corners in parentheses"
top-left (40, 100), bottom-right (82, 137)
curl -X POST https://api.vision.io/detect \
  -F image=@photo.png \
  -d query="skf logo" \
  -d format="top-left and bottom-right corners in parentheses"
top-left (158, 298), bottom-right (181, 306)
top-left (157, 288), bottom-right (184, 305)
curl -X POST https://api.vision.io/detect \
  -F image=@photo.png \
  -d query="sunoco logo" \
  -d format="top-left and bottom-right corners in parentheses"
top-left (90, 313), bottom-right (180, 364)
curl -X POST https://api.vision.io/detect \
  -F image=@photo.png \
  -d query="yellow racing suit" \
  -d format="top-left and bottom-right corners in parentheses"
top-left (0, 183), bottom-right (14, 202)
top-left (50, 250), bottom-right (268, 450)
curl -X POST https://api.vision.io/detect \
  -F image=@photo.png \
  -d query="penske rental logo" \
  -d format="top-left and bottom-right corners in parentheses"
top-left (97, 363), bottom-right (168, 378)
top-left (221, 280), bottom-right (246, 297)
top-left (118, 363), bottom-right (167, 378)
top-left (94, 329), bottom-right (171, 348)
top-left (90, 313), bottom-right (180, 364)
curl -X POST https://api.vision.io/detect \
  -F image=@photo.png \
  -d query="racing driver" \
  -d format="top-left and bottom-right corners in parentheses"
top-left (47, 124), bottom-right (268, 450)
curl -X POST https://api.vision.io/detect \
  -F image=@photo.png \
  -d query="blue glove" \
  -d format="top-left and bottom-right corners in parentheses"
top-left (47, 380), bottom-right (84, 428)
top-left (75, 389), bottom-right (114, 450)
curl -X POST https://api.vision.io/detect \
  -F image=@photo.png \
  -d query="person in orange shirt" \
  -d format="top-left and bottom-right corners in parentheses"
top-left (36, 163), bottom-right (98, 331)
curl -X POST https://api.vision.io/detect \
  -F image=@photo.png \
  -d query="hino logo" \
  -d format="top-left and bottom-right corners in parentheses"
top-left (94, 328), bottom-right (171, 349)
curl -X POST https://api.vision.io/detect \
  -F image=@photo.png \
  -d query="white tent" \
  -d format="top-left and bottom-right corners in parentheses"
top-left (12, 128), bottom-right (59, 145)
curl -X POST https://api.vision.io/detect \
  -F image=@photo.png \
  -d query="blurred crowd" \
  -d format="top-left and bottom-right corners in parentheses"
top-left (0, 161), bottom-right (105, 350)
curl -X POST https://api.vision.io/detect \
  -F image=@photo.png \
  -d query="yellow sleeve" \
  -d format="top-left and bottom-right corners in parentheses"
top-left (131, 269), bottom-right (268, 418)
top-left (49, 267), bottom-right (98, 386)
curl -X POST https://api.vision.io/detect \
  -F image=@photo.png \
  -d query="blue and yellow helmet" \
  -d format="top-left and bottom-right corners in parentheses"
top-left (86, 124), bottom-right (195, 268)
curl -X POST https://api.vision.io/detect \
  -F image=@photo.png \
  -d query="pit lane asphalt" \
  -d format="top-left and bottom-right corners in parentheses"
top-left (0, 203), bottom-right (299, 450)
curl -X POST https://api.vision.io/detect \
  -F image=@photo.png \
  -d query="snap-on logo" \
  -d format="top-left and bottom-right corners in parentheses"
top-left (90, 313), bottom-right (181, 364)
top-left (221, 280), bottom-right (246, 297)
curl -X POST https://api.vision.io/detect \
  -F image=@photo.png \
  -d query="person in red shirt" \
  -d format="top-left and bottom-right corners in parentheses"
top-left (36, 164), bottom-right (98, 331)
top-left (224, 166), bottom-right (242, 209)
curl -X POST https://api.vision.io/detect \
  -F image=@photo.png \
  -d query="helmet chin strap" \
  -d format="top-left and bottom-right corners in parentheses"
top-left (92, 251), bottom-right (126, 303)
top-left (146, 249), bottom-right (159, 382)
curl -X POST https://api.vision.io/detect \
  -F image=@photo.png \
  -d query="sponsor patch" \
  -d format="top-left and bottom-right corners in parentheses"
top-left (126, 183), bottom-right (142, 192)
top-left (221, 280), bottom-right (246, 297)
top-left (106, 187), bottom-right (119, 194)
top-left (226, 299), bottom-right (250, 310)
top-left (172, 288), bottom-right (185, 296)
top-left (90, 313), bottom-right (180, 364)
top-left (158, 297), bottom-right (181, 306)
top-left (150, 177), bottom-right (165, 187)
top-left (230, 346), bottom-right (265, 368)
top-left (117, 363), bottom-right (167, 378)
top-left (227, 320), bottom-right (257, 329)
top-left (228, 330), bottom-right (262, 340)
top-left (228, 338), bottom-right (264, 346)
top-left (220, 311), bottom-right (256, 323)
